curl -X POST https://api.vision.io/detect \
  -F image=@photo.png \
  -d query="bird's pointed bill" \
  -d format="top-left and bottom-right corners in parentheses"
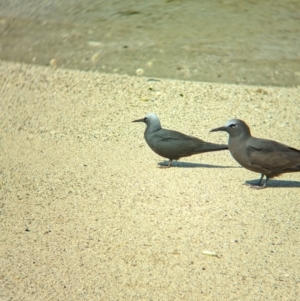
top-left (210, 126), bottom-right (227, 132)
top-left (132, 118), bottom-right (145, 123)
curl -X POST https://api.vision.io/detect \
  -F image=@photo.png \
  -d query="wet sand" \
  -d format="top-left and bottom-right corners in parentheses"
top-left (1, 61), bottom-right (300, 300)
top-left (1, 0), bottom-right (300, 86)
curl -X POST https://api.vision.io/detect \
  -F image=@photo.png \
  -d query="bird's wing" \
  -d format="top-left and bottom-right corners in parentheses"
top-left (152, 130), bottom-right (202, 158)
top-left (247, 138), bottom-right (300, 171)
top-left (158, 129), bottom-right (196, 141)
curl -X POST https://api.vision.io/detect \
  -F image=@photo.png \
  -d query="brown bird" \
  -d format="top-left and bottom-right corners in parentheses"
top-left (211, 119), bottom-right (300, 189)
top-left (133, 113), bottom-right (228, 167)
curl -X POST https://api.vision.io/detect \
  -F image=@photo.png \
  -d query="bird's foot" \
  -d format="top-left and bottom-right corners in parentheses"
top-left (249, 184), bottom-right (267, 190)
top-left (157, 165), bottom-right (171, 169)
top-left (157, 160), bottom-right (173, 168)
top-left (245, 174), bottom-right (268, 189)
top-left (244, 183), bottom-right (266, 189)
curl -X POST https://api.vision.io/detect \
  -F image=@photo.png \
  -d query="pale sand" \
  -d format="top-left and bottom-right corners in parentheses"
top-left (1, 61), bottom-right (300, 300)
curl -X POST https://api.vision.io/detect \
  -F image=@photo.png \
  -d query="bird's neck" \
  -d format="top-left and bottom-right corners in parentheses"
top-left (145, 125), bottom-right (161, 135)
top-left (229, 133), bottom-right (251, 147)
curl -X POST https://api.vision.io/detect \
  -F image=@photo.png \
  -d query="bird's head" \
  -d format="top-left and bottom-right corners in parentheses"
top-left (210, 119), bottom-right (251, 138)
top-left (132, 113), bottom-right (161, 132)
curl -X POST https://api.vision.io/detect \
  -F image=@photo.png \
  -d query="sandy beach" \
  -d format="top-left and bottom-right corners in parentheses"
top-left (1, 61), bottom-right (300, 300)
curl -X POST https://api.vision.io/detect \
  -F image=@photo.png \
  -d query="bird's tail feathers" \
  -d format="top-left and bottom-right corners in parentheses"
top-left (194, 143), bottom-right (228, 154)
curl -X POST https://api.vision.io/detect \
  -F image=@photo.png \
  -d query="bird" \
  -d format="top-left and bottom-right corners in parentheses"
top-left (210, 119), bottom-right (300, 189)
top-left (133, 113), bottom-right (228, 167)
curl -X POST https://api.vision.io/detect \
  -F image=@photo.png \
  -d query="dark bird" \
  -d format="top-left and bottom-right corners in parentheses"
top-left (210, 119), bottom-right (300, 188)
top-left (133, 113), bottom-right (228, 167)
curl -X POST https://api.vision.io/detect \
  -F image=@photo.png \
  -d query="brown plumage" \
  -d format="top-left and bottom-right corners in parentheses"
top-left (211, 119), bottom-right (300, 189)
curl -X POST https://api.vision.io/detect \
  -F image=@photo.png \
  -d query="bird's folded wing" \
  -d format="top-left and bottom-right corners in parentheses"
top-left (153, 132), bottom-right (199, 156)
top-left (157, 130), bottom-right (195, 142)
top-left (250, 149), bottom-right (290, 169)
top-left (247, 138), bottom-right (299, 172)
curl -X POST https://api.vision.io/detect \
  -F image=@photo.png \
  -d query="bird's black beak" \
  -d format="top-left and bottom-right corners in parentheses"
top-left (132, 118), bottom-right (145, 123)
top-left (210, 126), bottom-right (227, 133)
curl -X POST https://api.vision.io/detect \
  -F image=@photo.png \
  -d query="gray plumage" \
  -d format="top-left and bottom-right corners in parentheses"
top-left (211, 119), bottom-right (300, 188)
top-left (133, 113), bottom-right (228, 167)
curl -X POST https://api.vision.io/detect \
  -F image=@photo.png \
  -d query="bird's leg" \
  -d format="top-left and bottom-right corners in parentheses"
top-left (158, 159), bottom-right (172, 168)
top-left (249, 174), bottom-right (267, 189)
top-left (257, 174), bottom-right (264, 186)
top-left (263, 176), bottom-right (269, 188)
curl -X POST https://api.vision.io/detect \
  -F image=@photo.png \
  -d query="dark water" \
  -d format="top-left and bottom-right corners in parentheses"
top-left (1, 0), bottom-right (300, 86)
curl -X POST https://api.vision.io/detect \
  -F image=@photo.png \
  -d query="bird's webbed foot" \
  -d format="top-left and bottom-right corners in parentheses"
top-left (246, 174), bottom-right (269, 189)
top-left (157, 160), bottom-right (173, 168)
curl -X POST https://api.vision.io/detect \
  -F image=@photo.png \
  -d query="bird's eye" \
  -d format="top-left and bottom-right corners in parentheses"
top-left (229, 123), bottom-right (237, 128)
top-left (144, 117), bottom-right (148, 121)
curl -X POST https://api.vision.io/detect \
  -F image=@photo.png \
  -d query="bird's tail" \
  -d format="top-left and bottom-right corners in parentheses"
top-left (194, 143), bottom-right (228, 154)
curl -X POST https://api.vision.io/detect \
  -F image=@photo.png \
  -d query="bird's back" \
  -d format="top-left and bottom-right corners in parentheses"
top-left (146, 128), bottom-right (227, 160)
top-left (230, 135), bottom-right (300, 175)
